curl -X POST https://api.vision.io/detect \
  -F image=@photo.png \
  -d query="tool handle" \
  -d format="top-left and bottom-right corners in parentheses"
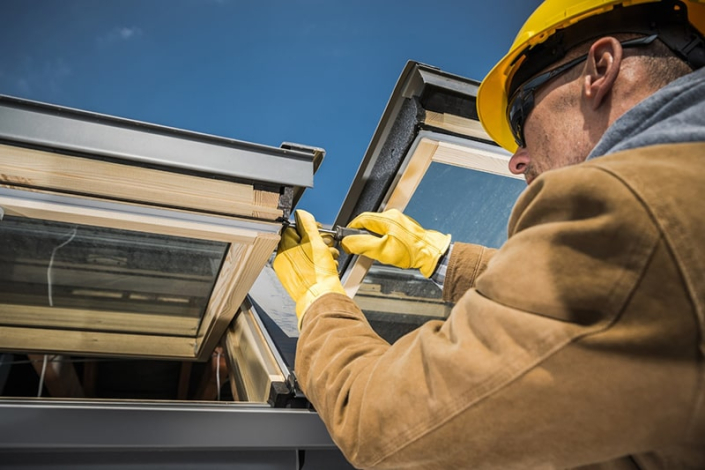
top-left (334, 226), bottom-right (377, 241)
top-left (285, 223), bottom-right (379, 241)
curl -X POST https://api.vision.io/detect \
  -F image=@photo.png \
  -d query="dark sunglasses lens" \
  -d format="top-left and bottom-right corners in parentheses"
top-left (508, 92), bottom-right (528, 147)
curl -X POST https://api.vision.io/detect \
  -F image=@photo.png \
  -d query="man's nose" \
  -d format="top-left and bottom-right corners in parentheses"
top-left (509, 147), bottom-right (530, 175)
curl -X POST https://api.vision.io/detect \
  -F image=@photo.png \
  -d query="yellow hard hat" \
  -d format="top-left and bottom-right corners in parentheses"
top-left (477, 0), bottom-right (705, 153)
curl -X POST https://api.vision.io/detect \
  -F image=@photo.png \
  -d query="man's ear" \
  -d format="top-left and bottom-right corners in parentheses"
top-left (583, 37), bottom-right (623, 110)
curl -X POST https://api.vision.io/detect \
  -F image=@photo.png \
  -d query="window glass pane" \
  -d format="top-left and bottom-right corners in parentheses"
top-left (0, 215), bottom-right (228, 335)
top-left (355, 162), bottom-right (525, 343)
top-left (406, 162), bottom-right (526, 248)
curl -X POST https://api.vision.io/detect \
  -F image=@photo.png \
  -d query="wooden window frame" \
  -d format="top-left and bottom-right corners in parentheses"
top-left (224, 298), bottom-right (287, 403)
top-left (0, 143), bottom-right (283, 220)
top-left (0, 187), bottom-right (280, 360)
top-left (341, 132), bottom-right (521, 296)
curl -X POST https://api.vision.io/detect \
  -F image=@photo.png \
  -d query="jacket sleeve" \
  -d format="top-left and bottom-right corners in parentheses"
top-left (295, 163), bottom-right (701, 469)
top-left (442, 242), bottom-right (497, 304)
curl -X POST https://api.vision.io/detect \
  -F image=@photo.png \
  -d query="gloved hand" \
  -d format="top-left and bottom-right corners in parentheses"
top-left (273, 210), bottom-right (347, 329)
top-left (341, 209), bottom-right (451, 278)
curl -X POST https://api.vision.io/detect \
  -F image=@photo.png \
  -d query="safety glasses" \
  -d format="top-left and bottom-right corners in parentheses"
top-left (507, 34), bottom-right (658, 148)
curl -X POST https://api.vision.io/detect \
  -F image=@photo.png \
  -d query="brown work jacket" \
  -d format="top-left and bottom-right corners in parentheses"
top-left (296, 142), bottom-right (705, 469)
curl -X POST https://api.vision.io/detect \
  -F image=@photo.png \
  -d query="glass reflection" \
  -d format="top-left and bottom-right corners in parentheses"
top-left (0, 215), bottom-right (228, 332)
top-left (407, 162), bottom-right (525, 248)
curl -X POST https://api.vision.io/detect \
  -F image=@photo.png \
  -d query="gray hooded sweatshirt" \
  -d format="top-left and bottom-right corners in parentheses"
top-left (588, 66), bottom-right (705, 159)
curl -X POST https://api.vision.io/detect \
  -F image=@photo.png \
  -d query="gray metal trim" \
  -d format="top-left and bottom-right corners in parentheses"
top-left (0, 186), bottom-right (281, 234)
top-left (0, 95), bottom-right (315, 188)
top-left (0, 448), bottom-right (356, 470)
top-left (416, 68), bottom-right (480, 97)
top-left (0, 399), bottom-right (336, 450)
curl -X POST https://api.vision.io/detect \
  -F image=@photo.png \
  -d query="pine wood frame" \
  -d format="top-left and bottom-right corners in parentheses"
top-left (0, 143), bottom-right (283, 220)
top-left (224, 301), bottom-right (287, 403)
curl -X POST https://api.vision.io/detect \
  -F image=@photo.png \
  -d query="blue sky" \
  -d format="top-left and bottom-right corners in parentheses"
top-left (1, 0), bottom-right (541, 224)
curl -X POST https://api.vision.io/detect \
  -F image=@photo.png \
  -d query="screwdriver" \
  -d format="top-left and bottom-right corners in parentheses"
top-left (285, 224), bottom-right (379, 243)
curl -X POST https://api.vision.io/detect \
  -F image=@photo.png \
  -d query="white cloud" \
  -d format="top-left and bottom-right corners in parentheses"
top-left (118, 27), bottom-right (141, 40)
top-left (98, 26), bottom-right (143, 45)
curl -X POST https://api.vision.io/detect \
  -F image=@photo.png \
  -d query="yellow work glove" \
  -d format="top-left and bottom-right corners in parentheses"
top-left (341, 209), bottom-right (451, 278)
top-left (273, 210), bottom-right (347, 329)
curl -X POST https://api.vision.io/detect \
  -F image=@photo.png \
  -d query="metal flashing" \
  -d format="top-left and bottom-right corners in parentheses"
top-left (0, 399), bottom-right (335, 449)
top-left (0, 95), bottom-right (315, 188)
top-left (415, 67), bottom-right (480, 98)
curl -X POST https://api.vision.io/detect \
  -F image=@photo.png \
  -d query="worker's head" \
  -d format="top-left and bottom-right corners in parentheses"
top-left (477, 0), bottom-right (705, 184)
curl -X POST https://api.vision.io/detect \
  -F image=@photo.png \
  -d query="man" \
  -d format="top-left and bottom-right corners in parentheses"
top-left (274, 1), bottom-right (705, 468)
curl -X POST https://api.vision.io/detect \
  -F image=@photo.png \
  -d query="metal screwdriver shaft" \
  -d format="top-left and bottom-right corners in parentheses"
top-left (286, 224), bottom-right (378, 243)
